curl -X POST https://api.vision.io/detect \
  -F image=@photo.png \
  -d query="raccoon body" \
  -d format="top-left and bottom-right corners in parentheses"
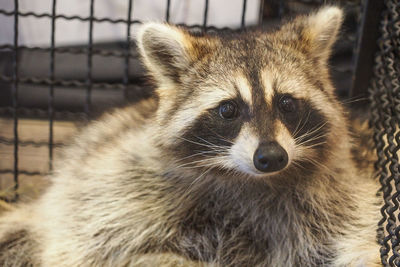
top-left (0, 7), bottom-right (381, 267)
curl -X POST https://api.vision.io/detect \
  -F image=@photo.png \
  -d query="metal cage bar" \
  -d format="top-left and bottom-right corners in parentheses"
top-left (241, 0), bottom-right (247, 28)
top-left (85, 0), bottom-right (95, 115)
top-left (123, 0), bottom-right (133, 99)
top-left (0, 9), bottom-right (142, 25)
top-left (203, 0), bottom-right (209, 28)
top-left (48, 0), bottom-right (57, 171)
top-left (166, 0), bottom-right (171, 22)
top-left (11, 0), bottom-right (19, 201)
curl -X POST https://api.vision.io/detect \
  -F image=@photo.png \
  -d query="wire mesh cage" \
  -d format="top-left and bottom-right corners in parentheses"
top-left (369, 0), bottom-right (400, 266)
top-left (1, 0), bottom-right (399, 264)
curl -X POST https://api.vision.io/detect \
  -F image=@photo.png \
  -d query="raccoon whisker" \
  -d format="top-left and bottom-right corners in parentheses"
top-left (294, 122), bottom-right (328, 143)
top-left (202, 127), bottom-right (235, 145)
top-left (340, 96), bottom-right (368, 105)
top-left (291, 160), bottom-right (307, 171)
top-left (292, 158), bottom-right (329, 176)
top-left (295, 134), bottom-right (324, 145)
top-left (180, 157), bottom-right (236, 195)
top-left (299, 156), bottom-right (335, 176)
top-left (291, 159), bottom-right (331, 179)
top-left (296, 133), bottom-right (328, 147)
top-left (292, 112), bottom-right (307, 137)
top-left (174, 154), bottom-right (214, 166)
top-left (193, 135), bottom-right (220, 147)
top-left (172, 149), bottom-right (232, 169)
top-left (300, 141), bottom-right (327, 149)
top-left (182, 166), bottom-right (214, 197)
top-left (295, 122), bottom-right (327, 141)
top-left (194, 149), bottom-right (230, 155)
top-left (294, 110), bottom-right (314, 138)
top-left (297, 121), bottom-right (327, 138)
top-left (176, 136), bottom-right (218, 149)
top-left (203, 155), bottom-right (234, 169)
top-left (296, 139), bottom-right (327, 149)
top-left (194, 136), bottom-right (233, 148)
top-left (172, 152), bottom-right (216, 165)
top-left (177, 136), bottom-right (229, 151)
top-left (197, 150), bottom-right (231, 156)
top-left (176, 154), bottom-right (233, 170)
top-left (174, 157), bottom-right (219, 169)
top-left (293, 110), bottom-right (312, 138)
top-left (176, 135), bottom-right (231, 151)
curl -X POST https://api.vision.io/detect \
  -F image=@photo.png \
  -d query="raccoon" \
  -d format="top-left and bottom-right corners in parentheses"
top-left (0, 6), bottom-right (381, 267)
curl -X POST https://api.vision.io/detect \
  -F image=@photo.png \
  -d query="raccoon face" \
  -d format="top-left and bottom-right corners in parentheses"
top-left (137, 7), bottom-right (344, 178)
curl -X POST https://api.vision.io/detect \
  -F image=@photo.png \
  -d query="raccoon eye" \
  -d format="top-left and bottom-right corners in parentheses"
top-left (219, 101), bottom-right (238, 120)
top-left (279, 96), bottom-right (296, 113)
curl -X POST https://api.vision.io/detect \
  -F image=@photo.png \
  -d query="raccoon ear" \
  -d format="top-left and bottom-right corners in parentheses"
top-left (294, 6), bottom-right (343, 63)
top-left (137, 23), bottom-right (193, 84)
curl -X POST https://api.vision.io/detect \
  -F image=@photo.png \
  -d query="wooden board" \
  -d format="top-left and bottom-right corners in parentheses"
top-left (0, 118), bottom-right (78, 201)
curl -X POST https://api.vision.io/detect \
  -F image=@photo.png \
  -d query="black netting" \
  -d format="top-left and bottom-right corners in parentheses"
top-left (369, 0), bottom-right (400, 266)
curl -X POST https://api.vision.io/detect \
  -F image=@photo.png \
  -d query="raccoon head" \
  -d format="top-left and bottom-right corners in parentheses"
top-left (137, 7), bottom-right (346, 178)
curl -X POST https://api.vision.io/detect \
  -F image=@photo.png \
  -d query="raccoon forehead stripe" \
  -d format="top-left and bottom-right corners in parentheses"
top-left (260, 69), bottom-right (274, 105)
top-left (234, 75), bottom-right (253, 107)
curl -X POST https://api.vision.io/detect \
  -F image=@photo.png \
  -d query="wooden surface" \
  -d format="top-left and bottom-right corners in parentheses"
top-left (0, 118), bottom-right (78, 201)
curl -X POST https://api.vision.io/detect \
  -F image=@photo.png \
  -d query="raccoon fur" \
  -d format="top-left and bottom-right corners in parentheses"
top-left (0, 6), bottom-right (381, 267)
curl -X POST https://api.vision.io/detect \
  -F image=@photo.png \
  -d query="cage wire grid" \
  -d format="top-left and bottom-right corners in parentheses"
top-left (0, 0), bottom-right (400, 264)
top-left (369, 0), bottom-right (400, 266)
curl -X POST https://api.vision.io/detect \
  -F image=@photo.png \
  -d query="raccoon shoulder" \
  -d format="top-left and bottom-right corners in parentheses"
top-left (57, 97), bottom-right (158, 167)
top-left (77, 96), bottom-right (157, 144)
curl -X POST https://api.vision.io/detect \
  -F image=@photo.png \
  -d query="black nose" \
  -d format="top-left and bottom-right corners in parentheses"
top-left (253, 142), bottom-right (288, 173)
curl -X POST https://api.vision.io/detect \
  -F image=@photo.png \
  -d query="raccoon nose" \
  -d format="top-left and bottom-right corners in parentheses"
top-left (253, 142), bottom-right (288, 173)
